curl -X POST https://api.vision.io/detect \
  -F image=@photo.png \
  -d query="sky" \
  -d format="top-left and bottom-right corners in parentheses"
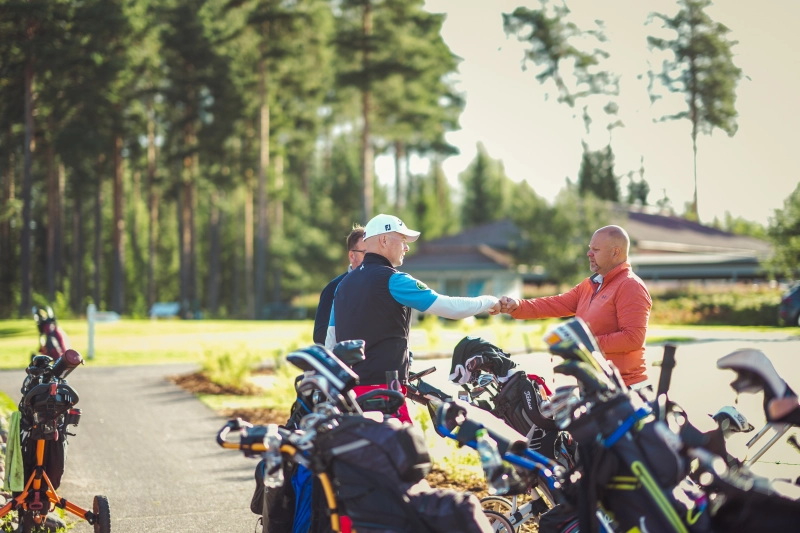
top-left (375, 0), bottom-right (800, 226)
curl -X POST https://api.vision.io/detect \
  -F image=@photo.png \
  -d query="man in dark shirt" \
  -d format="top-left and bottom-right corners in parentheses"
top-left (327, 214), bottom-right (500, 422)
top-left (312, 226), bottom-right (366, 345)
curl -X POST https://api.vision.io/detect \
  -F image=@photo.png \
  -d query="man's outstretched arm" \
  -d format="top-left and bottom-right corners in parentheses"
top-left (388, 273), bottom-right (499, 319)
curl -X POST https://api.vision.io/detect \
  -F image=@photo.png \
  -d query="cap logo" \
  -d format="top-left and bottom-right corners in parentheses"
top-left (385, 224), bottom-right (391, 231)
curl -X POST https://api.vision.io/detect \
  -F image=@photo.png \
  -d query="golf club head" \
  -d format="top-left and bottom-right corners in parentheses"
top-left (287, 345), bottom-right (359, 394)
top-left (477, 373), bottom-right (496, 388)
top-left (544, 317), bottom-right (612, 376)
top-left (554, 360), bottom-right (615, 395)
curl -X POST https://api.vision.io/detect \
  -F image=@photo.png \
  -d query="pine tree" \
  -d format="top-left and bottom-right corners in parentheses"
top-left (459, 143), bottom-right (511, 228)
top-left (648, 0), bottom-right (742, 219)
top-left (577, 142), bottom-right (619, 202)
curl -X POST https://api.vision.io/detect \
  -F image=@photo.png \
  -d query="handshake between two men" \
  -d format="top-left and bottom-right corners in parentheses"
top-left (487, 296), bottom-right (520, 316)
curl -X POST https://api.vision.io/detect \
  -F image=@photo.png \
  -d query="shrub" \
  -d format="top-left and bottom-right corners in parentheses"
top-left (649, 284), bottom-right (781, 326)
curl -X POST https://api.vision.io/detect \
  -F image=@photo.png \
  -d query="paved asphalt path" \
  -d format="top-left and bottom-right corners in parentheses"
top-left (0, 364), bottom-right (259, 533)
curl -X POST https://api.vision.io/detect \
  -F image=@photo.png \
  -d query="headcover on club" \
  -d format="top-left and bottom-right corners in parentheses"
top-left (287, 345), bottom-right (359, 394)
top-left (332, 339), bottom-right (366, 367)
top-left (449, 336), bottom-right (516, 385)
top-left (711, 405), bottom-right (755, 433)
top-left (717, 349), bottom-right (791, 400)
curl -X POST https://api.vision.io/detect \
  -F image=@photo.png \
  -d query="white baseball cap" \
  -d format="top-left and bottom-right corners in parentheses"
top-left (363, 214), bottom-right (420, 242)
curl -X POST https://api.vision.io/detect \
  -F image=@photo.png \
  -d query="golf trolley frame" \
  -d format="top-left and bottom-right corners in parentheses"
top-left (0, 351), bottom-right (110, 532)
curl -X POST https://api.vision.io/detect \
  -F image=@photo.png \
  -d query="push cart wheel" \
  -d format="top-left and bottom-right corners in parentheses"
top-left (93, 495), bottom-right (111, 533)
top-left (484, 510), bottom-right (515, 533)
top-left (481, 495), bottom-right (514, 514)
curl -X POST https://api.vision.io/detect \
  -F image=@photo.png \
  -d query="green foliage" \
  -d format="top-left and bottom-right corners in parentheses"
top-left (650, 284), bottom-right (781, 326)
top-left (200, 348), bottom-right (259, 389)
top-left (578, 142), bottom-right (619, 202)
top-left (711, 212), bottom-right (767, 239)
top-left (502, 1), bottom-right (617, 108)
top-left (459, 143), bottom-right (512, 228)
top-left (648, 0), bottom-right (742, 137)
top-left (767, 183), bottom-right (800, 279)
top-left (408, 161), bottom-right (458, 240)
top-left (647, 0), bottom-right (742, 218)
top-left (0, 391), bottom-right (17, 417)
top-left (512, 182), bottom-right (613, 284)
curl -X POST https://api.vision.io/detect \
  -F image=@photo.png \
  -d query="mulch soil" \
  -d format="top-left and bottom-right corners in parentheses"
top-left (169, 372), bottom-right (265, 396)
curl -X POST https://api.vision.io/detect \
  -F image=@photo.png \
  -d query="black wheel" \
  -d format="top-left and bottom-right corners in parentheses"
top-left (92, 495), bottom-right (110, 533)
top-left (19, 510), bottom-right (35, 533)
top-left (484, 510), bottom-right (515, 533)
top-left (261, 487), bottom-right (269, 533)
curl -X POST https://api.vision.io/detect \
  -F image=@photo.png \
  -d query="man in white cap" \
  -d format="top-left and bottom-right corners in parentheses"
top-left (326, 214), bottom-right (501, 422)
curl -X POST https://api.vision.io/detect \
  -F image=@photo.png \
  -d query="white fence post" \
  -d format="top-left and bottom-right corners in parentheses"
top-left (87, 303), bottom-right (96, 360)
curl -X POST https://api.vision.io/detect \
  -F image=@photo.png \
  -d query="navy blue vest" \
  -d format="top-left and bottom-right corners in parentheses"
top-left (333, 253), bottom-right (411, 385)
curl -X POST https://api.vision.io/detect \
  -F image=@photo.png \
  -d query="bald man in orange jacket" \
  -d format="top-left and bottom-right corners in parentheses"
top-left (500, 225), bottom-right (652, 388)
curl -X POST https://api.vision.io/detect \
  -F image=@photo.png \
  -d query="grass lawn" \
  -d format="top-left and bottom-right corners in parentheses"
top-left (1, 316), bottom-right (795, 370)
top-left (0, 319), bottom-right (313, 369)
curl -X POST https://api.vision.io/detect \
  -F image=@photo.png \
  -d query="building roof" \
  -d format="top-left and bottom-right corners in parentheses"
top-left (621, 209), bottom-right (772, 257)
top-left (421, 218), bottom-right (523, 252)
top-left (402, 209), bottom-right (772, 280)
top-left (402, 244), bottom-right (514, 271)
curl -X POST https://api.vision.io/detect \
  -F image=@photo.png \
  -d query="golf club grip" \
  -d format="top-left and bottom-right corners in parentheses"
top-left (656, 344), bottom-right (677, 398)
top-left (408, 366), bottom-right (436, 382)
top-left (50, 349), bottom-right (84, 380)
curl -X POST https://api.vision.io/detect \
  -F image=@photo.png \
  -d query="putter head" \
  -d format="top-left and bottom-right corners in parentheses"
top-left (287, 345), bottom-right (359, 394)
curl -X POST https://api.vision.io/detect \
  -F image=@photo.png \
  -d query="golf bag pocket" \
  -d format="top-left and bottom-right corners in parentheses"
top-left (321, 416), bottom-right (431, 484)
top-left (406, 486), bottom-right (492, 533)
top-left (635, 420), bottom-right (686, 487)
top-left (492, 371), bottom-right (559, 455)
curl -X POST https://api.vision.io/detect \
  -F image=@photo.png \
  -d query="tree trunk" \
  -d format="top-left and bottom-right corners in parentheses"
top-left (46, 130), bottom-right (56, 302)
top-left (1, 128), bottom-right (16, 317)
top-left (394, 141), bottom-right (405, 211)
top-left (146, 105), bottom-right (158, 310)
top-left (130, 170), bottom-right (142, 282)
top-left (190, 152), bottom-right (198, 314)
top-left (19, 56), bottom-right (34, 317)
top-left (361, 1), bottom-right (374, 223)
top-left (244, 180), bottom-right (254, 319)
top-left (255, 27), bottom-right (271, 320)
top-left (231, 210), bottom-right (240, 317)
top-left (273, 153), bottom-right (283, 235)
top-left (71, 181), bottom-right (83, 314)
top-left (689, 26), bottom-right (699, 221)
top-left (177, 180), bottom-right (184, 310)
top-left (57, 161), bottom-right (65, 292)
top-left (272, 153), bottom-right (284, 305)
top-left (207, 189), bottom-right (221, 316)
top-left (298, 150), bottom-right (310, 197)
top-left (180, 156), bottom-right (192, 318)
top-left (93, 155), bottom-right (104, 308)
top-left (111, 132), bottom-right (125, 314)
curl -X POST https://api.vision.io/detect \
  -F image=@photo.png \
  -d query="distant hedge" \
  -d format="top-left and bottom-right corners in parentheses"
top-left (649, 285), bottom-right (781, 326)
